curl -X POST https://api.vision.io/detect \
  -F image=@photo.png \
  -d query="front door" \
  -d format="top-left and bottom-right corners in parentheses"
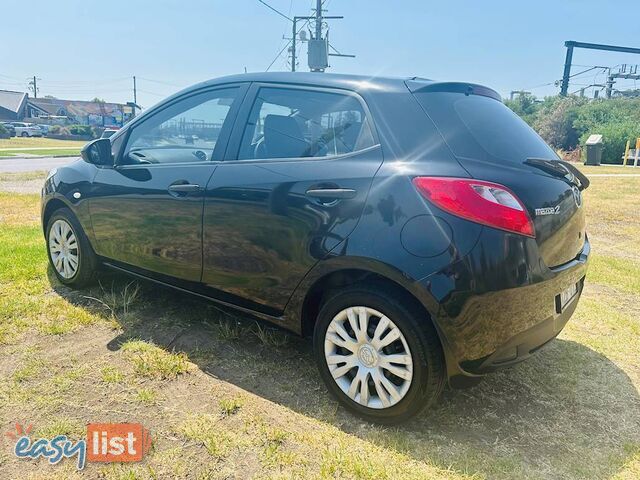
top-left (88, 85), bottom-right (246, 281)
top-left (202, 84), bottom-right (383, 313)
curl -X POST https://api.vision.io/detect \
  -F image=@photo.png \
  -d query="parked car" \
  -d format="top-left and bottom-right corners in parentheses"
top-left (0, 122), bottom-right (16, 137)
top-left (12, 122), bottom-right (43, 137)
top-left (37, 124), bottom-right (50, 136)
top-left (41, 73), bottom-right (590, 423)
top-left (101, 128), bottom-right (119, 139)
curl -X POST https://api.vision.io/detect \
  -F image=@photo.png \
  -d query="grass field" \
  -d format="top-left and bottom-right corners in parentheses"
top-left (0, 168), bottom-right (638, 479)
top-left (0, 137), bottom-right (86, 157)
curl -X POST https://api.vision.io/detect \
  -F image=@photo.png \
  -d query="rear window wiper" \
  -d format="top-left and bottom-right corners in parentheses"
top-left (524, 158), bottom-right (590, 190)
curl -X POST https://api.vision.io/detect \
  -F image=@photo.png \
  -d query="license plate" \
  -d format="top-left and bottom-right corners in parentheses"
top-left (559, 283), bottom-right (579, 310)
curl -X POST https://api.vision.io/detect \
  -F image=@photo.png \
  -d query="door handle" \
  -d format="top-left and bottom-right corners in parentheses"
top-left (168, 183), bottom-right (201, 195)
top-left (305, 188), bottom-right (357, 200)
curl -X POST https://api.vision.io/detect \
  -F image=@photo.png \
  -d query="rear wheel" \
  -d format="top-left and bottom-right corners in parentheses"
top-left (46, 208), bottom-right (98, 287)
top-left (313, 285), bottom-right (445, 424)
top-left (21, 131), bottom-right (28, 137)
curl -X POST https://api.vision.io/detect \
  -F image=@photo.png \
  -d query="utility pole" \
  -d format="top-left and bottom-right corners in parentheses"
top-left (290, 16), bottom-right (312, 71)
top-left (262, 0), bottom-right (353, 72)
top-left (308, 0), bottom-right (327, 72)
top-left (509, 90), bottom-right (531, 101)
top-left (307, 0), bottom-right (353, 72)
top-left (605, 70), bottom-right (615, 99)
top-left (132, 76), bottom-right (137, 117)
top-left (291, 18), bottom-right (296, 72)
top-left (28, 76), bottom-right (39, 98)
top-left (315, 0), bottom-right (322, 45)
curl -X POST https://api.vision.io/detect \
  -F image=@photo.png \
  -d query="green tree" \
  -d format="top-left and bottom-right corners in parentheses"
top-left (533, 96), bottom-right (587, 150)
top-left (504, 93), bottom-right (539, 124)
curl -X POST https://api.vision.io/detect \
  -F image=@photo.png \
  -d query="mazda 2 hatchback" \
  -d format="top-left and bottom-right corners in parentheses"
top-left (42, 73), bottom-right (589, 423)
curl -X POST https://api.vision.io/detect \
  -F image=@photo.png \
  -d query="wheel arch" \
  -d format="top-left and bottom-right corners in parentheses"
top-left (290, 262), bottom-right (461, 381)
top-left (42, 198), bottom-right (72, 234)
top-left (291, 259), bottom-right (444, 344)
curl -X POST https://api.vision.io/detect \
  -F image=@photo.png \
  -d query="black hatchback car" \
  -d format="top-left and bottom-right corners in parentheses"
top-left (42, 72), bottom-right (589, 423)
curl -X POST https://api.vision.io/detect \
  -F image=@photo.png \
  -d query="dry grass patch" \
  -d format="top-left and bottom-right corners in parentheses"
top-left (577, 164), bottom-right (640, 175)
top-left (588, 254), bottom-right (640, 294)
top-left (35, 417), bottom-right (85, 439)
top-left (101, 365), bottom-right (125, 383)
top-left (12, 357), bottom-right (47, 383)
top-left (0, 137), bottom-right (87, 149)
top-left (177, 413), bottom-right (245, 459)
top-left (121, 340), bottom-right (193, 379)
top-left (219, 395), bottom-right (245, 416)
top-left (0, 192), bottom-right (40, 226)
top-left (134, 388), bottom-right (159, 405)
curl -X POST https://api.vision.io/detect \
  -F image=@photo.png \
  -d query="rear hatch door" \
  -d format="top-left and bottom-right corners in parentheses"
top-left (409, 81), bottom-right (587, 268)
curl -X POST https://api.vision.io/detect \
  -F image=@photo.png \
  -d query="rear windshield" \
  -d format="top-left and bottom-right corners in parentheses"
top-left (413, 92), bottom-right (557, 165)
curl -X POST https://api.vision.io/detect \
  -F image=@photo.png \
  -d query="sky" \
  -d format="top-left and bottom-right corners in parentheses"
top-left (1, 0), bottom-right (639, 110)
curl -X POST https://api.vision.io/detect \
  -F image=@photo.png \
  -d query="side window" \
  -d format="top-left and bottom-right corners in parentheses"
top-left (237, 87), bottom-right (375, 160)
top-left (110, 132), bottom-right (126, 163)
top-left (122, 87), bottom-right (239, 165)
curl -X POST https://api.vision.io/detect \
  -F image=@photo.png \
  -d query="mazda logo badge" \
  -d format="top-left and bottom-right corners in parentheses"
top-left (572, 186), bottom-right (582, 208)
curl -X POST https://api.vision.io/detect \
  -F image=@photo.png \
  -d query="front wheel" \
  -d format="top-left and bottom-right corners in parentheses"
top-left (313, 285), bottom-right (445, 424)
top-left (46, 208), bottom-right (98, 287)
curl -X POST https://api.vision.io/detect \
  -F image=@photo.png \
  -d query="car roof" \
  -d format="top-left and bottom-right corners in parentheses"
top-left (129, 72), bottom-right (501, 129)
top-left (187, 72), bottom-right (433, 94)
top-left (174, 72), bottom-right (500, 100)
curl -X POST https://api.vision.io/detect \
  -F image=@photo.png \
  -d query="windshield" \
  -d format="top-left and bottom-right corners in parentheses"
top-left (413, 92), bottom-right (557, 165)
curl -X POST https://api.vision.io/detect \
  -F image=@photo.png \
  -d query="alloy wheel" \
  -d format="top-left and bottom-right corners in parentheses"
top-left (324, 306), bottom-right (413, 409)
top-left (49, 219), bottom-right (79, 279)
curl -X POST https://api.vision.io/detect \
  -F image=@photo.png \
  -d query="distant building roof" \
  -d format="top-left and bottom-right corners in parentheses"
top-left (0, 89), bottom-right (27, 113)
top-left (28, 97), bottom-right (125, 117)
top-left (28, 99), bottom-right (61, 116)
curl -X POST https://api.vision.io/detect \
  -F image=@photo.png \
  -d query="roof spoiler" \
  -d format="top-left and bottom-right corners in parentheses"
top-left (404, 80), bottom-right (502, 102)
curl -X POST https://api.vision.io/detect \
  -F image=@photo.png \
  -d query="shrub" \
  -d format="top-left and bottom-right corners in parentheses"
top-left (533, 96), bottom-right (586, 150)
top-left (505, 94), bottom-right (640, 163)
top-left (0, 124), bottom-right (8, 136)
top-left (49, 125), bottom-right (71, 135)
top-left (580, 121), bottom-right (640, 164)
top-left (67, 124), bottom-right (93, 137)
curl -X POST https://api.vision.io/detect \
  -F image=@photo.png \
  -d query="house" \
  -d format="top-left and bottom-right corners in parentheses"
top-left (0, 89), bottom-right (28, 120)
top-left (0, 88), bottom-right (132, 127)
top-left (26, 97), bottom-right (132, 127)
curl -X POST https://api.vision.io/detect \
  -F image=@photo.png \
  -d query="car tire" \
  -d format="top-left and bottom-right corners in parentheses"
top-left (313, 284), bottom-right (445, 424)
top-left (21, 132), bottom-right (28, 137)
top-left (46, 208), bottom-right (98, 287)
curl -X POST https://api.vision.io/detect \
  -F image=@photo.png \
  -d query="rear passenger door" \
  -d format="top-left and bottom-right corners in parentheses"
top-left (201, 84), bottom-right (384, 314)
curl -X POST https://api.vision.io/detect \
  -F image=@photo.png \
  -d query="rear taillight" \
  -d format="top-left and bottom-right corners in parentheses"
top-left (412, 177), bottom-right (535, 238)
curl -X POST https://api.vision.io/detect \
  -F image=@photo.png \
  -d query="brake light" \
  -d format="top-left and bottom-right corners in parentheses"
top-left (412, 177), bottom-right (535, 237)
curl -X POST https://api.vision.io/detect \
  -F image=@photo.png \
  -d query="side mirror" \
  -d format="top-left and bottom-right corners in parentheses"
top-left (81, 138), bottom-right (113, 166)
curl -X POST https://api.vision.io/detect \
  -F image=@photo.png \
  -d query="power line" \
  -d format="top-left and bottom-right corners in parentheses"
top-left (266, 38), bottom-right (294, 71)
top-left (256, 0), bottom-right (292, 21)
top-left (569, 66), bottom-right (607, 79)
top-left (137, 77), bottom-right (184, 88)
top-left (137, 89), bottom-right (165, 97)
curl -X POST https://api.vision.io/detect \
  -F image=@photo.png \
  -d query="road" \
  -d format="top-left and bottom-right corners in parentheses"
top-left (0, 156), bottom-right (78, 173)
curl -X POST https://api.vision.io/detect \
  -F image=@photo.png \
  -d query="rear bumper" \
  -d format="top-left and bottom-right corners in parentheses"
top-left (418, 229), bottom-right (590, 382)
top-left (459, 275), bottom-right (584, 374)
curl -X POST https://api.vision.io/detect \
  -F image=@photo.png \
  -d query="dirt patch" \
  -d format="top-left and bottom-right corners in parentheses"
top-left (0, 179), bottom-right (44, 194)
